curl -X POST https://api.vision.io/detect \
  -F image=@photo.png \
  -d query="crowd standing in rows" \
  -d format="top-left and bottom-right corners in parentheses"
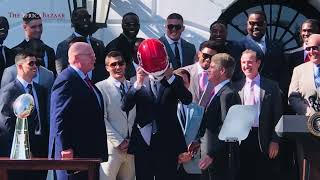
top-left (0, 8), bottom-right (318, 180)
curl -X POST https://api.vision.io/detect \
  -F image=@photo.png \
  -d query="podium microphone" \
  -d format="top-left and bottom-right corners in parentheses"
top-left (309, 90), bottom-right (318, 112)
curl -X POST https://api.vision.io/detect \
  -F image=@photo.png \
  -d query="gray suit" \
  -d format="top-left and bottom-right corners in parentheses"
top-left (159, 35), bottom-right (196, 69)
top-left (177, 102), bottom-right (204, 174)
top-left (96, 77), bottom-right (136, 180)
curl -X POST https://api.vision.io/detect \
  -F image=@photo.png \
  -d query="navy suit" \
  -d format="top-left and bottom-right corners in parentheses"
top-left (49, 66), bottom-right (108, 180)
top-left (159, 35), bottom-right (196, 70)
top-left (122, 75), bottom-right (192, 180)
top-left (0, 80), bottom-right (49, 180)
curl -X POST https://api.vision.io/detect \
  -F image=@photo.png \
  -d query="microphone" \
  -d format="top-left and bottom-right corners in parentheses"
top-left (309, 90), bottom-right (319, 112)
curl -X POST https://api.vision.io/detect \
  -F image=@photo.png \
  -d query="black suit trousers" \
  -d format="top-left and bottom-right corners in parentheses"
top-left (237, 128), bottom-right (280, 180)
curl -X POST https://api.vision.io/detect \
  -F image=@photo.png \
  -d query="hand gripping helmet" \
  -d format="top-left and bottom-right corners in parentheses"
top-left (137, 38), bottom-right (169, 81)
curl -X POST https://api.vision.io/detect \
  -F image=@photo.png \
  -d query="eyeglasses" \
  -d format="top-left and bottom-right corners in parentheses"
top-left (27, 60), bottom-right (40, 67)
top-left (202, 53), bottom-right (213, 60)
top-left (167, 24), bottom-right (182, 30)
top-left (109, 61), bottom-right (125, 67)
top-left (248, 21), bottom-right (265, 27)
top-left (305, 46), bottom-right (320, 51)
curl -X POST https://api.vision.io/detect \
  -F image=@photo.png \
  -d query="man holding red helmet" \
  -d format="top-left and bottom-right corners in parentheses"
top-left (122, 39), bottom-right (192, 180)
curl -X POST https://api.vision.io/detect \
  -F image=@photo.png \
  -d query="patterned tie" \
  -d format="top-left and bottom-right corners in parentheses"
top-left (26, 84), bottom-right (41, 135)
top-left (174, 42), bottom-right (182, 68)
top-left (84, 75), bottom-right (94, 92)
top-left (180, 104), bottom-right (187, 128)
top-left (315, 66), bottom-right (320, 88)
top-left (119, 82), bottom-right (126, 98)
top-left (199, 71), bottom-right (208, 93)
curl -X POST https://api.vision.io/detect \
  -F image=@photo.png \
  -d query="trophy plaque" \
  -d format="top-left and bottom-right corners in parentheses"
top-left (10, 94), bottom-right (34, 159)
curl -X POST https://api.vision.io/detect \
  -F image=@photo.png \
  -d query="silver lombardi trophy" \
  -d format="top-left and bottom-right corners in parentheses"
top-left (10, 94), bottom-right (34, 159)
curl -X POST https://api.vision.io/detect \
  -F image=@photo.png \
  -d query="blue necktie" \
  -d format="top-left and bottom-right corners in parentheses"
top-left (315, 66), bottom-right (320, 88)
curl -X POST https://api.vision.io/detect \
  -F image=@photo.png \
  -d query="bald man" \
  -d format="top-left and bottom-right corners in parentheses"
top-left (49, 42), bottom-right (108, 180)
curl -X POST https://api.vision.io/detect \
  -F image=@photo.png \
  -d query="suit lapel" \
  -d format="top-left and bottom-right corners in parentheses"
top-left (259, 78), bottom-right (266, 107)
top-left (306, 62), bottom-right (317, 90)
top-left (237, 79), bottom-right (246, 104)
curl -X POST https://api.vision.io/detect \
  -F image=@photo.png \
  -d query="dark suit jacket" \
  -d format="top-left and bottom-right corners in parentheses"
top-left (0, 80), bottom-right (48, 157)
top-left (286, 49), bottom-right (304, 79)
top-left (0, 46), bottom-right (15, 83)
top-left (105, 33), bottom-right (136, 80)
top-left (13, 40), bottom-right (56, 75)
top-left (159, 35), bottom-right (196, 70)
top-left (234, 77), bottom-right (282, 153)
top-left (200, 82), bottom-right (240, 173)
top-left (224, 40), bottom-right (243, 82)
top-left (49, 66), bottom-right (108, 159)
top-left (239, 36), bottom-right (289, 94)
top-left (122, 76), bottom-right (192, 156)
top-left (56, 34), bottom-right (107, 83)
top-left (49, 66), bottom-right (108, 180)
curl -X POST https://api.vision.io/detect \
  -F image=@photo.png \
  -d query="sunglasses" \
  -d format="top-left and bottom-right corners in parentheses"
top-left (167, 24), bottom-right (182, 30)
top-left (27, 60), bottom-right (40, 67)
top-left (305, 46), bottom-right (320, 51)
top-left (202, 53), bottom-right (213, 60)
top-left (109, 61), bottom-right (125, 67)
top-left (248, 21), bottom-right (265, 27)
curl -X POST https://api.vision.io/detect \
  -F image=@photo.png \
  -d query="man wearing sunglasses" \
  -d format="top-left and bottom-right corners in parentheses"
top-left (288, 33), bottom-right (320, 180)
top-left (159, 13), bottom-right (196, 70)
top-left (289, 34), bottom-right (320, 116)
top-left (182, 40), bottom-right (220, 106)
top-left (239, 11), bottom-right (289, 98)
top-left (106, 12), bottom-right (140, 80)
top-left (96, 51), bottom-right (135, 180)
top-left (13, 12), bottom-right (56, 76)
top-left (0, 50), bottom-right (49, 180)
top-left (1, 39), bottom-right (55, 106)
top-left (56, 8), bottom-right (107, 83)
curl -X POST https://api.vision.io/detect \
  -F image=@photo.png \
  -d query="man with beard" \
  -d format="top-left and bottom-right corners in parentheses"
top-left (209, 20), bottom-right (242, 82)
top-left (159, 13), bottom-right (196, 70)
top-left (56, 7), bottom-right (107, 83)
top-left (105, 12), bottom-right (140, 80)
top-left (13, 12), bottom-right (56, 75)
top-left (239, 11), bottom-right (289, 96)
top-left (0, 16), bottom-right (15, 83)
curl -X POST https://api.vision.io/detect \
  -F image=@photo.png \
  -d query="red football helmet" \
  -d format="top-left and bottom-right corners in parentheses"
top-left (137, 38), bottom-right (169, 79)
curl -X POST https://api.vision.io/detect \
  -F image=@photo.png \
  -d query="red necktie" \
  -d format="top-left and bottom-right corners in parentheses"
top-left (84, 75), bottom-right (94, 91)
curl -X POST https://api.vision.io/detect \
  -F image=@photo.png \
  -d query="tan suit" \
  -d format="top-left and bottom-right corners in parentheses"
top-left (288, 62), bottom-right (317, 116)
top-left (182, 63), bottom-right (214, 106)
top-left (96, 77), bottom-right (136, 180)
